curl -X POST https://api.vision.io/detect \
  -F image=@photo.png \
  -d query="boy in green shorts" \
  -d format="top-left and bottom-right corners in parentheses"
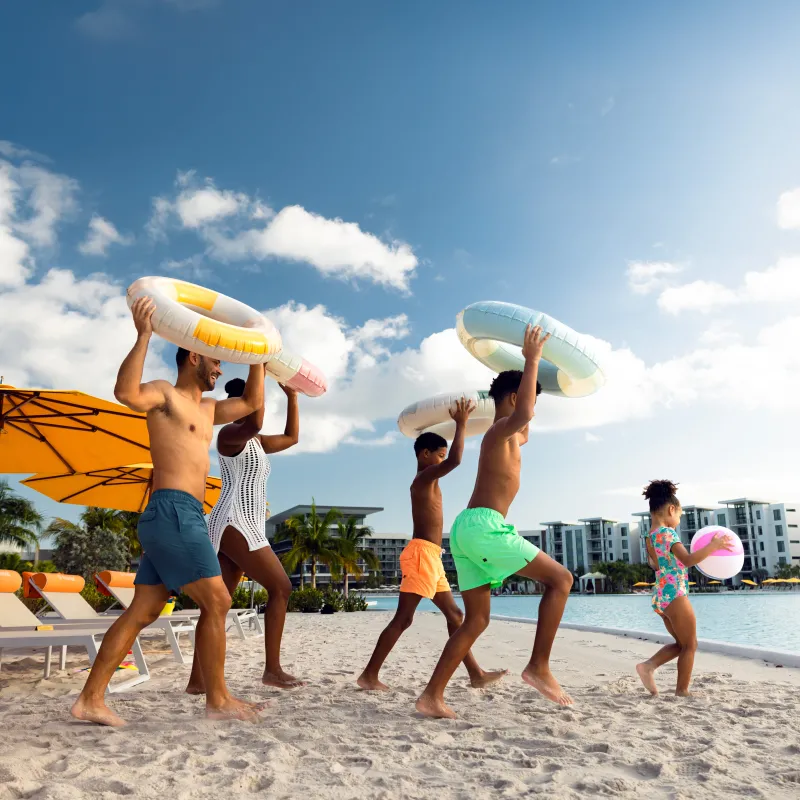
top-left (416, 325), bottom-right (575, 719)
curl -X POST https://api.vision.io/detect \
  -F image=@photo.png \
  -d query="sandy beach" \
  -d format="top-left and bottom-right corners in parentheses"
top-left (1, 611), bottom-right (799, 800)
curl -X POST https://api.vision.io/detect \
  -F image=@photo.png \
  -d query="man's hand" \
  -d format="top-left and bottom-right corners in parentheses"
top-left (279, 383), bottom-right (297, 398)
top-left (131, 297), bottom-right (155, 339)
top-left (449, 397), bottom-right (476, 426)
top-left (521, 324), bottom-right (550, 363)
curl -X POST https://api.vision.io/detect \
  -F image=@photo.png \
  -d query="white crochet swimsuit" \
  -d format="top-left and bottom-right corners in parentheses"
top-left (208, 437), bottom-right (271, 553)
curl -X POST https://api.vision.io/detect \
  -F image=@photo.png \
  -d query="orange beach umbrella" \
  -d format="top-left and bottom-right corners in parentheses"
top-left (0, 385), bottom-right (149, 474)
top-left (22, 464), bottom-right (222, 514)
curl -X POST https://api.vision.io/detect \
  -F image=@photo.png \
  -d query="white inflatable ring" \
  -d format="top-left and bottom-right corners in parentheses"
top-left (398, 390), bottom-right (495, 440)
top-left (263, 349), bottom-right (328, 397)
top-left (456, 301), bottom-right (605, 398)
top-left (127, 277), bottom-right (282, 365)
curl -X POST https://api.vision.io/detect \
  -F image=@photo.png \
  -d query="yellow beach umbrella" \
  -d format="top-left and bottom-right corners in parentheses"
top-left (22, 464), bottom-right (222, 514)
top-left (787, 577), bottom-right (800, 584)
top-left (688, 581), bottom-right (696, 586)
top-left (708, 580), bottom-right (721, 585)
top-left (633, 582), bottom-right (650, 587)
top-left (741, 579), bottom-right (757, 586)
top-left (0, 385), bottom-right (149, 474)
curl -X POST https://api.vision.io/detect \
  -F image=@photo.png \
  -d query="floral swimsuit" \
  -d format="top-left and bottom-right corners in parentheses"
top-left (649, 526), bottom-right (688, 615)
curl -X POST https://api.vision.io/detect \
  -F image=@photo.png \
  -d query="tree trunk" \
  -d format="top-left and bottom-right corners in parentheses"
top-left (344, 572), bottom-right (349, 597)
top-left (311, 559), bottom-right (317, 589)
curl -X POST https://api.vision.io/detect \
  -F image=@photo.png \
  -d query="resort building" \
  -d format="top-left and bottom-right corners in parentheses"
top-left (266, 503), bottom-right (384, 587)
top-left (539, 519), bottom-right (641, 573)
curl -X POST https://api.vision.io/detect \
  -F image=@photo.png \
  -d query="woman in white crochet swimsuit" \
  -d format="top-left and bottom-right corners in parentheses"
top-left (186, 366), bottom-right (304, 691)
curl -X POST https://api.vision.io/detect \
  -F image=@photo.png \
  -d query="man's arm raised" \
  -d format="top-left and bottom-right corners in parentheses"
top-left (213, 363), bottom-right (265, 425)
top-left (114, 297), bottom-right (168, 413)
top-left (493, 325), bottom-right (549, 440)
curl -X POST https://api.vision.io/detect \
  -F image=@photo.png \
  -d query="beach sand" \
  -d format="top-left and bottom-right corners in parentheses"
top-left (1, 610), bottom-right (799, 799)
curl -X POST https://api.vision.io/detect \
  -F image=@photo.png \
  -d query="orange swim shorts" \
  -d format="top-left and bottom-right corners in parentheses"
top-left (399, 538), bottom-right (450, 598)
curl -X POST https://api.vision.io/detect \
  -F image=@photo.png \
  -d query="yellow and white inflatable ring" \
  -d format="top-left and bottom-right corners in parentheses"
top-left (127, 277), bottom-right (283, 365)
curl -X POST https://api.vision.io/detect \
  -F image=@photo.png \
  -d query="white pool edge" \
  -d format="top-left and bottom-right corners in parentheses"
top-left (490, 614), bottom-right (800, 668)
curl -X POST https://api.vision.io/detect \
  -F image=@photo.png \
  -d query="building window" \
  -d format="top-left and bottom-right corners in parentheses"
top-left (756, 510), bottom-right (761, 520)
top-left (777, 541), bottom-right (786, 553)
top-left (759, 541), bottom-right (764, 551)
top-left (609, 553), bottom-right (614, 560)
top-left (717, 513), bottom-right (726, 526)
top-left (779, 556), bottom-right (787, 565)
top-left (774, 509), bottom-right (782, 521)
top-left (622, 541), bottom-right (628, 550)
top-left (758, 526), bottom-right (763, 536)
top-left (776, 525), bottom-right (784, 537)
top-left (761, 558), bottom-right (766, 567)
top-left (623, 553), bottom-right (629, 562)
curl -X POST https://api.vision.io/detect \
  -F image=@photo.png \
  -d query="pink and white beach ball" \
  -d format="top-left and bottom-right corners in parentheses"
top-left (690, 526), bottom-right (744, 580)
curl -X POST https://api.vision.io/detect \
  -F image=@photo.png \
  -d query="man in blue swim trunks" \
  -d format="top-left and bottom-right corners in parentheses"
top-left (72, 296), bottom-right (265, 727)
top-left (416, 325), bottom-right (575, 719)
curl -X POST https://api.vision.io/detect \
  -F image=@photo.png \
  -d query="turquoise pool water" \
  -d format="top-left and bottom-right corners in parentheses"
top-left (368, 593), bottom-right (800, 653)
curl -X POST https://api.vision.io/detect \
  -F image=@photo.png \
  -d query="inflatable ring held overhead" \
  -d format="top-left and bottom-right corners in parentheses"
top-left (127, 277), bottom-right (283, 365)
top-left (398, 390), bottom-right (495, 441)
top-left (263, 349), bottom-right (328, 398)
top-left (456, 301), bottom-right (605, 398)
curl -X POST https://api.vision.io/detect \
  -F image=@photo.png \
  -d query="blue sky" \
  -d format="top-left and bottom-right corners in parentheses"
top-left (2, 0), bottom-right (800, 541)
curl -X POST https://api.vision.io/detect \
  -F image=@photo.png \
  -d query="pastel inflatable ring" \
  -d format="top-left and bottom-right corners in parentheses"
top-left (456, 301), bottom-right (605, 398)
top-left (398, 390), bottom-right (495, 440)
top-left (690, 526), bottom-right (745, 581)
top-left (126, 277), bottom-right (282, 365)
top-left (263, 349), bottom-right (328, 397)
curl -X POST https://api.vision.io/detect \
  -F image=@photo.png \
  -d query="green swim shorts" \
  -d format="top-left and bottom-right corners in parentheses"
top-left (449, 507), bottom-right (540, 592)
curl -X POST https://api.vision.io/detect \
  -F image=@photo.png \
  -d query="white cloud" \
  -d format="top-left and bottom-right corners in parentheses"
top-left (626, 261), bottom-right (683, 295)
top-left (585, 432), bottom-right (602, 444)
top-left (206, 205), bottom-right (417, 291)
top-left (76, 0), bottom-right (219, 41)
top-left (657, 257), bottom-right (800, 315)
top-left (175, 184), bottom-right (250, 229)
top-left (0, 141), bottom-right (49, 163)
top-left (777, 188), bottom-right (800, 230)
top-left (149, 173), bottom-right (418, 291)
top-left (78, 214), bottom-right (133, 256)
top-left (12, 165), bottom-right (79, 248)
top-left (344, 432), bottom-right (400, 447)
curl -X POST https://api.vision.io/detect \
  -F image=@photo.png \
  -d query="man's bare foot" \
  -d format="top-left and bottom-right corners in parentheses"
top-left (71, 695), bottom-right (127, 727)
top-left (636, 662), bottom-right (659, 696)
top-left (185, 683), bottom-right (205, 696)
top-left (262, 669), bottom-right (306, 689)
top-left (357, 672), bottom-right (390, 691)
top-left (675, 690), bottom-right (694, 697)
top-left (415, 693), bottom-right (457, 719)
top-left (521, 665), bottom-right (573, 706)
top-left (205, 696), bottom-right (265, 722)
top-left (470, 668), bottom-right (508, 689)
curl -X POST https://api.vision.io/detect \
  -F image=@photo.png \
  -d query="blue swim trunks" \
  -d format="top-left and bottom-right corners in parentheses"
top-left (135, 489), bottom-right (221, 594)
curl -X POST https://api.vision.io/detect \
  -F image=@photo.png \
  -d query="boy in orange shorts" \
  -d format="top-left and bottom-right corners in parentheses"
top-left (357, 398), bottom-right (507, 691)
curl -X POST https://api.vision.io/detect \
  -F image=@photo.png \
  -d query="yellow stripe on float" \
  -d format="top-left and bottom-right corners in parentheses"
top-left (192, 316), bottom-right (274, 356)
top-left (173, 281), bottom-right (218, 311)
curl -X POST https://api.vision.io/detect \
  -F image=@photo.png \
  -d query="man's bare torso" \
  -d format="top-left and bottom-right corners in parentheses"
top-left (410, 479), bottom-right (444, 547)
top-left (147, 381), bottom-right (215, 503)
top-left (467, 424), bottom-right (524, 518)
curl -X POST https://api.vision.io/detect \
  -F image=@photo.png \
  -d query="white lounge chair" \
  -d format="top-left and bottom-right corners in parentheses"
top-left (28, 574), bottom-right (198, 666)
top-left (95, 572), bottom-right (263, 641)
top-left (0, 628), bottom-right (149, 691)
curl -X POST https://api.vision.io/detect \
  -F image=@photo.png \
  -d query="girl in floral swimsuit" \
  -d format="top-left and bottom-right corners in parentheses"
top-left (635, 480), bottom-right (734, 697)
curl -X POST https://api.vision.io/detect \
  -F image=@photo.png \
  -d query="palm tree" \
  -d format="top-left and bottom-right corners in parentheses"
top-left (81, 507), bottom-right (123, 534)
top-left (0, 480), bottom-right (43, 555)
top-left (274, 500), bottom-right (342, 589)
top-left (334, 517), bottom-right (381, 596)
top-left (113, 511), bottom-right (142, 570)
